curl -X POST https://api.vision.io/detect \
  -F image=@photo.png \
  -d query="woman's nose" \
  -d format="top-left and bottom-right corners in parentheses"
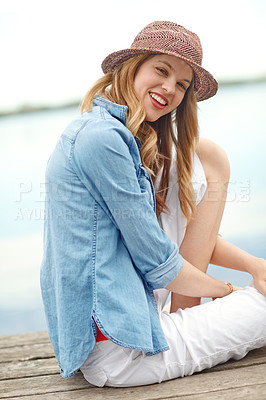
top-left (162, 78), bottom-right (176, 95)
top-left (162, 79), bottom-right (176, 95)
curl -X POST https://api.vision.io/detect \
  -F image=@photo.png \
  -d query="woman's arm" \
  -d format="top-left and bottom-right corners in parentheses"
top-left (210, 235), bottom-right (266, 296)
top-left (166, 258), bottom-right (231, 298)
top-left (72, 120), bottom-right (183, 290)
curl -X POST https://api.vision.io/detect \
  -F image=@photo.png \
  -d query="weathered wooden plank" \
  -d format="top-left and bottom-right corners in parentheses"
top-left (2, 384), bottom-right (266, 400)
top-left (4, 384), bottom-right (266, 400)
top-left (163, 384), bottom-right (266, 400)
top-left (0, 358), bottom-right (59, 381)
top-left (0, 342), bottom-right (54, 363)
top-left (168, 384), bottom-right (266, 400)
top-left (0, 372), bottom-right (91, 398)
top-left (1, 363), bottom-right (266, 399)
top-left (0, 332), bottom-right (49, 349)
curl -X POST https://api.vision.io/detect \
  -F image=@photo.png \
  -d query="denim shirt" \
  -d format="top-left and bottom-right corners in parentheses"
top-left (40, 95), bottom-right (184, 378)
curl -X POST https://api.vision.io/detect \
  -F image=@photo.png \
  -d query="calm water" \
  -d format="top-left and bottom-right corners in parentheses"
top-left (1, 83), bottom-right (266, 335)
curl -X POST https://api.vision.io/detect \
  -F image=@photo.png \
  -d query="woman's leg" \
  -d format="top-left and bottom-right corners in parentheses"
top-left (165, 283), bottom-right (266, 381)
top-left (170, 138), bottom-right (230, 312)
top-left (81, 283), bottom-right (266, 387)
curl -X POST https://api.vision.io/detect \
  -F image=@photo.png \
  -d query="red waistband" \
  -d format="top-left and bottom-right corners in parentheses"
top-left (96, 324), bottom-right (108, 342)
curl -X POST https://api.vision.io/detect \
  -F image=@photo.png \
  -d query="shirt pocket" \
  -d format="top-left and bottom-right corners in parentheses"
top-left (137, 164), bottom-right (156, 212)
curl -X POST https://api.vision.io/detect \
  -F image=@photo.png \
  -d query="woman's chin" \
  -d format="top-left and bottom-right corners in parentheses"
top-left (144, 114), bottom-right (160, 123)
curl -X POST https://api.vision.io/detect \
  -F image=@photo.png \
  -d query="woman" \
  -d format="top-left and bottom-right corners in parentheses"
top-left (40, 21), bottom-right (266, 387)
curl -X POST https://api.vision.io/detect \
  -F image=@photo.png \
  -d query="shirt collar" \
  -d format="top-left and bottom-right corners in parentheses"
top-left (93, 95), bottom-right (128, 126)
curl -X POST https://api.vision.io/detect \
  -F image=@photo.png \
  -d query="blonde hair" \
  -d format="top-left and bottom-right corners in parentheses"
top-left (81, 55), bottom-right (198, 220)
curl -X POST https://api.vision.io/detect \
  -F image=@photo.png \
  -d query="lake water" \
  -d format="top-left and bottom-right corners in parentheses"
top-left (0, 83), bottom-right (266, 336)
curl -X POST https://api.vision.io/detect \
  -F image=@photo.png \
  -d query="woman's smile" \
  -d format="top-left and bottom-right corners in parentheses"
top-left (149, 92), bottom-right (168, 108)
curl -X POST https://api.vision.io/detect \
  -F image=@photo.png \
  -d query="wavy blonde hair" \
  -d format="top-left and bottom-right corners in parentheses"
top-left (81, 54), bottom-right (198, 220)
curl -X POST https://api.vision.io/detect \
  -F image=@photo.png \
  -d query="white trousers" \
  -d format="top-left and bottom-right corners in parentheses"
top-left (80, 154), bottom-right (266, 387)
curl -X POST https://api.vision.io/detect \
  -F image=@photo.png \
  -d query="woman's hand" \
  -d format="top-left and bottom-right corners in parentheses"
top-left (249, 257), bottom-right (266, 296)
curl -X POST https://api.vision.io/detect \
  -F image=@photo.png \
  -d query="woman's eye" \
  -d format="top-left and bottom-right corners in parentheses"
top-left (177, 82), bottom-right (186, 91)
top-left (156, 67), bottom-right (167, 75)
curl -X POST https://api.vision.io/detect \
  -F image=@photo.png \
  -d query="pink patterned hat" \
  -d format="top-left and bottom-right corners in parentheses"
top-left (101, 21), bottom-right (218, 102)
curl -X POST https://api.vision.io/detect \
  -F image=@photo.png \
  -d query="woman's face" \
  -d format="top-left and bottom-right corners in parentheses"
top-left (134, 54), bottom-right (193, 122)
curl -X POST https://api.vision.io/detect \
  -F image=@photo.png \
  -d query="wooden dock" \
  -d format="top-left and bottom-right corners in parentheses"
top-left (0, 331), bottom-right (265, 399)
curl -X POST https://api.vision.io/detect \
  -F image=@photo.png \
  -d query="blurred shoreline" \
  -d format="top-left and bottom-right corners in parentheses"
top-left (0, 100), bottom-right (82, 118)
top-left (1, 77), bottom-right (266, 118)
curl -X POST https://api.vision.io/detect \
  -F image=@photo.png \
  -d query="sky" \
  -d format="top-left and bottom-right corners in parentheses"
top-left (0, 0), bottom-right (266, 112)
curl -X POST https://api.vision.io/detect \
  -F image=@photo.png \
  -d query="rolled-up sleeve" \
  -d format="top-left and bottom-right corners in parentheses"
top-left (144, 244), bottom-right (183, 289)
top-left (71, 118), bottom-right (184, 289)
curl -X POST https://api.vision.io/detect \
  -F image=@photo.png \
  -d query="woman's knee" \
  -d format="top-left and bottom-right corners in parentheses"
top-left (196, 138), bottom-right (230, 182)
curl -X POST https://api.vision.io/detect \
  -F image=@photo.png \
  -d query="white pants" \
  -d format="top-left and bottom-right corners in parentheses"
top-left (80, 154), bottom-right (266, 387)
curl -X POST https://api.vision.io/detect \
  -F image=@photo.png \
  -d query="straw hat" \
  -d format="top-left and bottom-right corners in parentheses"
top-left (101, 21), bottom-right (218, 102)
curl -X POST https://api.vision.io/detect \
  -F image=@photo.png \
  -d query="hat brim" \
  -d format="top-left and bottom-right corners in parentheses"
top-left (101, 48), bottom-right (218, 102)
